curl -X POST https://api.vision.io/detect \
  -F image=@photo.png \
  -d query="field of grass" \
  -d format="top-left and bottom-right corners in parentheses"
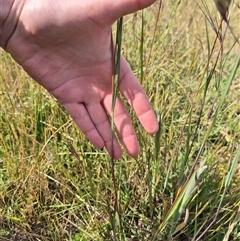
top-left (0, 1), bottom-right (240, 240)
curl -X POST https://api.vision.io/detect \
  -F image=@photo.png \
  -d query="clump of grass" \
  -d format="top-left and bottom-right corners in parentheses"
top-left (0, 1), bottom-right (240, 240)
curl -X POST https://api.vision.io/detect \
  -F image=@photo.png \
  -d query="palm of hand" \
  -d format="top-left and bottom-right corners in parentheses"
top-left (6, 0), bottom-right (158, 158)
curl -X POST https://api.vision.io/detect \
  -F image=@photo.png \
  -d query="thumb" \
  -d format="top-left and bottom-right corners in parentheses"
top-left (103, 0), bottom-right (157, 22)
top-left (115, 0), bottom-right (157, 15)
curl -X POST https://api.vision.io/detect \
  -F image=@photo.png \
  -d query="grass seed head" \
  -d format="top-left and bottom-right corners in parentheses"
top-left (214, 0), bottom-right (232, 22)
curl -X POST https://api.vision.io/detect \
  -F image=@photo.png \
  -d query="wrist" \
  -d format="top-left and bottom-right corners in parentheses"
top-left (0, 0), bottom-right (24, 49)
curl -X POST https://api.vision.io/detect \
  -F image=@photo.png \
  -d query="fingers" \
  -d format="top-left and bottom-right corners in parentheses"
top-left (108, 0), bottom-right (157, 20)
top-left (58, 57), bottom-right (158, 159)
top-left (118, 56), bottom-right (159, 134)
top-left (85, 102), bottom-right (123, 158)
top-left (63, 102), bottom-right (122, 159)
top-left (63, 103), bottom-right (104, 148)
top-left (92, 0), bottom-right (156, 24)
top-left (103, 95), bottom-right (140, 157)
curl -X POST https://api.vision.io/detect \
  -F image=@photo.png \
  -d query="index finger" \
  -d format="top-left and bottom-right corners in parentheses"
top-left (118, 56), bottom-right (159, 134)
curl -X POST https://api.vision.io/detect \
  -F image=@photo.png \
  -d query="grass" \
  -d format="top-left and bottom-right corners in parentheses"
top-left (0, 1), bottom-right (240, 240)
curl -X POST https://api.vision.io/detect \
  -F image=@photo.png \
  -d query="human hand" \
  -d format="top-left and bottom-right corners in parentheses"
top-left (3, 0), bottom-right (158, 159)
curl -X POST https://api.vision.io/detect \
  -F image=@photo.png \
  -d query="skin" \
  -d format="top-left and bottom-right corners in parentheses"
top-left (1, 0), bottom-right (159, 159)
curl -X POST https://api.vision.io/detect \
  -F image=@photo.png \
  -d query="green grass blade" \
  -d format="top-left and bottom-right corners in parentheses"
top-left (152, 162), bottom-right (207, 240)
top-left (110, 17), bottom-right (123, 241)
